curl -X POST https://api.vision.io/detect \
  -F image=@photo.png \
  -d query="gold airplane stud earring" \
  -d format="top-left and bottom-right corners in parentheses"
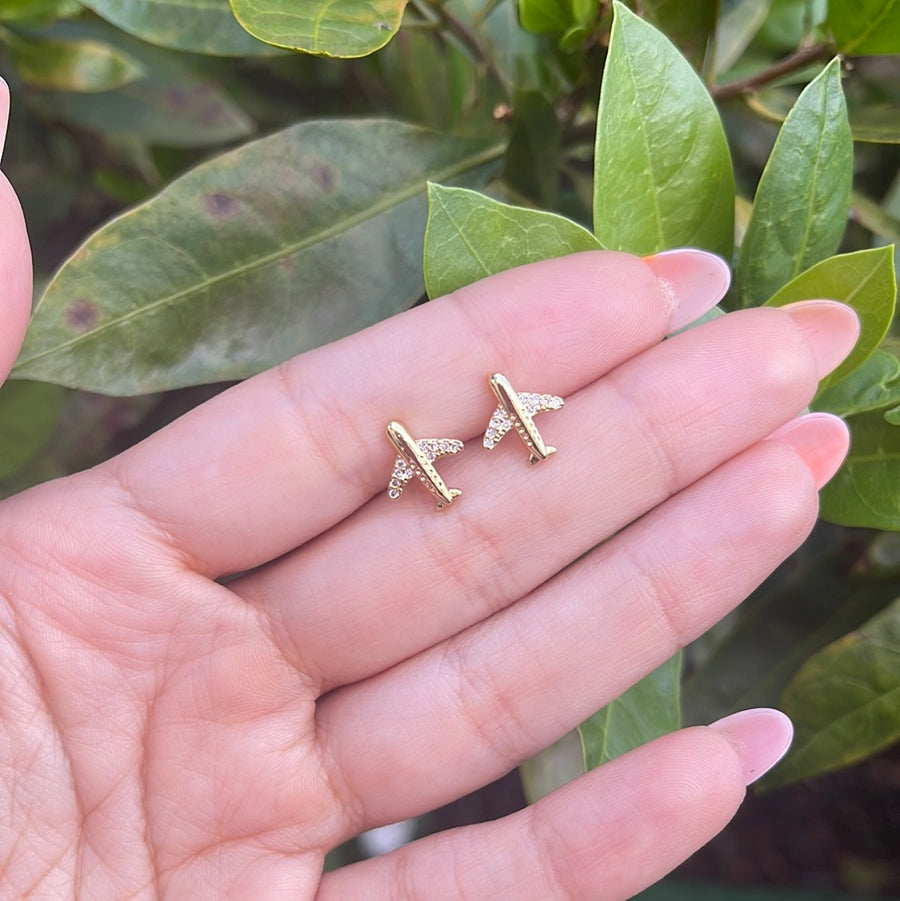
top-left (483, 373), bottom-right (564, 465)
top-left (385, 420), bottom-right (464, 509)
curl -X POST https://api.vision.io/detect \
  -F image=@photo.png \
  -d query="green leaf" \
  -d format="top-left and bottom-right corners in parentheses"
top-left (736, 58), bottom-right (852, 308)
top-left (518, 0), bottom-right (570, 33)
top-left (230, 0), bottom-right (404, 57)
top-left (519, 730), bottom-right (584, 803)
top-left (819, 410), bottom-right (900, 530)
top-left (45, 78), bottom-right (253, 148)
top-left (851, 103), bottom-right (900, 144)
top-left (639, 0), bottom-right (718, 72)
top-left (814, 350), bottom-right (900, 418)
top-left (0, 381), bottom-right (65, 480)
top-left (683, 531), bottom-right (898, 725)
top-left (6, 33), bottom-right (144, 92)
top-left (424, 183), bottom-right (601, 300)
top-left (0, 0), bottom-right (80, 22)
top-left (12, 121), bottom-right (503, 395)
top-left (765, 246), bottom-right (896, 389)
top-left (81, 0), bottom-right (272, 56)
top-left (594, 2), bottom-right (734, 258)
top-left (767, 597), bottom-right (900, 788)
top-left (579, 652), bottom-right (682, 769)
top-left (828, 0), bottom-right (900, 55)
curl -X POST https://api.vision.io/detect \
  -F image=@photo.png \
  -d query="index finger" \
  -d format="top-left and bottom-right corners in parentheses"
top-left (106, 250), bottom-right (729, 574)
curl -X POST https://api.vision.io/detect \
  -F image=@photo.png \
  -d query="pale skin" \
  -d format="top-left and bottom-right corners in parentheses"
top-left (0, 81), bottom-right (860, 899)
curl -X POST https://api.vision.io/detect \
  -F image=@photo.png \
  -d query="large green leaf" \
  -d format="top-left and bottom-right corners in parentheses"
top-left (765, 247), bottom-right (896, 389)
top-left (819, 409), bottom-right (900, 530)
top-left (81, 0), bottom-right (272, 55)
top-left (593, 2), bottom-right (734, 258)
top-left (579, 652), bottom-right (682, 769)
top-left (766, 597), bottom-right (900, 788)
top-left (13, 122), bottom-right (503, 395)
top-left (814, 350), bottom-right (900, 419)
top-left (828, 0), bottom-right (900, 55)
top-left (6, 32), bottom-right (144, 92)
top-left (683, 531), bottom-right (898, 725)
top-left (735, 59), bottom-right (853, 308)
top-left (229, 0), bottom-right (405, 57)
top-left (424, 183), bottom-right (601, 299)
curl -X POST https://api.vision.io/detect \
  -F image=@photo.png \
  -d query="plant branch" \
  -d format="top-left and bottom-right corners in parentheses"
top-left (712, 43), bottom-right (835, 101)
top-left (414, 0), bottom-right (513, 99)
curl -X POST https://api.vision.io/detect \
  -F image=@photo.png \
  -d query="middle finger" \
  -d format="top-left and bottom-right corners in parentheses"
top-left (233, 303), bottom-right (852, 689)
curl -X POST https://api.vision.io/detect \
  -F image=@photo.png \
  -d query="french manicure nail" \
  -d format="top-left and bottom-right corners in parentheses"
top-left (767, 413), bottom-right (850, 489)
top-left (642, 248), bottom-right (732, 332)
top-left (779, 300), bottom-right (860, 379)
top-left (708, 708), bottom-right (794, 786)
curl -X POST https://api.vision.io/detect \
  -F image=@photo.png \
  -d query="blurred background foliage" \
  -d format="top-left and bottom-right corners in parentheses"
top-left (0, 0), bottom-right (899, 895)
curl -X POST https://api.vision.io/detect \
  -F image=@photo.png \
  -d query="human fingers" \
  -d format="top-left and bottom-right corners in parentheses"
top-left (314, 419), bottom-right (847, 831)
top-left (317, 711), bottom-right (793, 900)
top-left (0, 78), bottom-right (33, 381)
top-left (106, 250), bottom-right (728, 575)
top-left (233, 302), bottom-right (856, 690)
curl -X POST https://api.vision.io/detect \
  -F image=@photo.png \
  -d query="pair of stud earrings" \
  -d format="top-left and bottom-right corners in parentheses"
top-left (386, 372), bottom-right (565, 509)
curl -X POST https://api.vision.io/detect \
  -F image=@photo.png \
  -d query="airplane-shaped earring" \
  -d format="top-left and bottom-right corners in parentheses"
top-left (385, 420), bottom-right (464, 509)
top-left (483, 372), bottom-right (564, 465)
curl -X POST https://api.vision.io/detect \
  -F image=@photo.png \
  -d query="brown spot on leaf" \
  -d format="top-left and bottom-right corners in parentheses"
top-left (66, 300), bottom-right (98, 332)
top-left (313, 163), bottom-right (336, 193)
top-left (206, 193), bottom-right (238, 217)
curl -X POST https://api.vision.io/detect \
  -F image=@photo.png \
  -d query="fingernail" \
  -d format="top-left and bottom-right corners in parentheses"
top-left (0, 76), bottom-right (8, 164)
top-left (708, 708), bottom-right (793, 786)
top-left (767, 413), bottom-right (850, 489)
top-left (642, 248), bottom-right (731, 331)
top-left (779, 300), bottom-right (860, 379)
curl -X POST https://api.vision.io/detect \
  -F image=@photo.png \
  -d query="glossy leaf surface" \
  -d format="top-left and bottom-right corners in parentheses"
top-left (594, 3), bottom-right (734, 258)
top-left (230, 0), bottom-right (405, 57)
top-left (579, 652), bottom-right (682, 769)
top-left (736, 59), bottom-right (852, 308)
top-left (13, 122), bottom-right (503, 394)
top-left (819, 410), bottom-right (900, 530)
top-left (814, 350), bottom-right (900, 419)
top-left (828, 0), bottom-right (900, 55)
top-left (766, 246), bottom-right (896, 389)
top-left (768, 597), bottom-right (900, 787)
top-left (424, 184), bottom-right (600, 299)
top-left (81, 0), bottom-right (271, 55)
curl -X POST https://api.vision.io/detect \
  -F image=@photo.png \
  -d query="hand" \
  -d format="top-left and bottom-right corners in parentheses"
top-left (0, 84), bottom-right (858, 899)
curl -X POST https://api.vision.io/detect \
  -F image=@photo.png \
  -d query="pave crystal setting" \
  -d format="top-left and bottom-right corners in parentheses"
top-left (385, 421), bottom-right (464, 509)
top-left (483, 374), bottom-right (564, 464)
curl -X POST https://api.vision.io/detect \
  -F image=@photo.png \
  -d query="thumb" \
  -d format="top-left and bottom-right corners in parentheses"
top-left (0, 77), bottom-right (33, 382)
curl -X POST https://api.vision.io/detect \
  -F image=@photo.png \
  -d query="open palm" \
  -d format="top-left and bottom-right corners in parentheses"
top-left (0, 84), bottom-right (858, 899)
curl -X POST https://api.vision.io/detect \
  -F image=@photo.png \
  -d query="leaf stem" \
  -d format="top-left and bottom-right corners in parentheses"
top-left (712, 43), bottom-right (835, 101)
